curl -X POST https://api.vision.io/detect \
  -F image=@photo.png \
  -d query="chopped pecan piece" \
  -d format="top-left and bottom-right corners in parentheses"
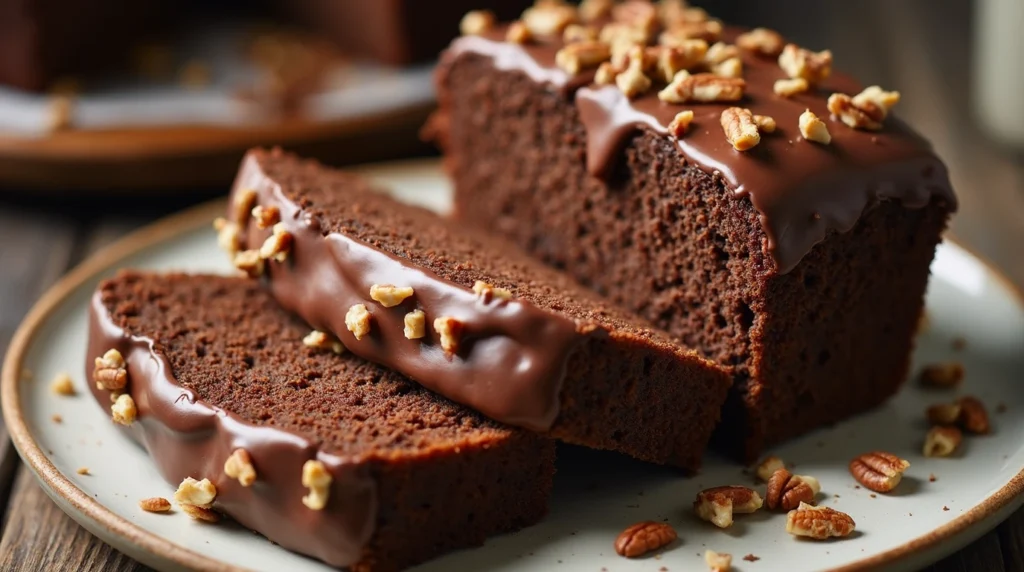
top-left (705, 549), bottom-right (732, 572)
top-left (301, 460), bottom-right (332, 510)
top-left (139, 497), bottom-right (172, 513)
top-left (668, 110), bottom-right (695, 137)
top-left (50, 373), bottom-right (76, 396)
top-left (345, 304), bottom-right (372, 340)
top-left (94, 348), bottom-right (128, 391)
top-left (556, 41), bottom-right (612, 74)
top-left (433, 316), bottom-right (465, 354)
top-left (111, 394), bottom-right (137, 425)
top-left (736, 27), bottom-right (785, 57)
top-left (223, 448), bottom-right (257, 487)
top-left (957, 396), bottom-right (991, 434)
top-left (369, 284), bottom-right (415, 308)
top-left (251, 205), bottom-right (280, 229)
top-left (259, 222), bottom-right (292, 262)
top-left (919, 362), bottom-right (965, 388)
top-left (659, 71), bottom-right (745, 103)
top-left (923, 426), bottom-right (962, 457)
top-left (799, 110), bottom-right (832, 144)
top-left (694, 485), bottom-right (763, 528)
top-left (778, 44), bottom-right (832, 84)
top-left (404, 310), bottom-right (427, 340)
top-left (460, 10), bottom-right (495, 36)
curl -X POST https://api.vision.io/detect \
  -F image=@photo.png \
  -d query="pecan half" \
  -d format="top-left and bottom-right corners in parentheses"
top-left (766, 468), bottom-right (821, 511)
top-left (694, 485), bottom-right (763, 528)
top-left (720, 107), bottom-right (761, 151)
top-left (786, 502), bottom-right (855, 539)
top-left (849, 451), bottom-right (910, 493)
top-left (614, 521), bottom-right (677, 558)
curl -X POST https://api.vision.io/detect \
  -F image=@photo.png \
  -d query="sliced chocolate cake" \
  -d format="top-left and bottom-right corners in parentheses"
top-left (87, 272), bottom-right (554, 571)
top-left (220, 147), bottom-right (731, 470)
top-left (432, 1), bottom-right (958, 460)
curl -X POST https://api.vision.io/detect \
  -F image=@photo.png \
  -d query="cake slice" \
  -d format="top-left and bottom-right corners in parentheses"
top-left (220, 147), bottom-right (731, 470)
top-left (87, 272), bottom-right (554, 572)
top-left (432, 2), bottom-right (957, 460)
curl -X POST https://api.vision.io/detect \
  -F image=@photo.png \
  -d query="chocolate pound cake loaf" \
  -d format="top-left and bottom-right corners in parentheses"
top-left (433, 1), bottom-right (958, 460)
top-left (219, 148), bottom-right (731, 470)
top-left (87, 272), bottom-right (554, 571)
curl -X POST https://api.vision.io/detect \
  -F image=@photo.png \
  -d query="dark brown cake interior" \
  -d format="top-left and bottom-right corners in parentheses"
top-left (102, 272), bottom-right (522, 457)
top-left (98, 272), bottom-right (553, 571)
top-left (257, 149), bottom-right (694, 351)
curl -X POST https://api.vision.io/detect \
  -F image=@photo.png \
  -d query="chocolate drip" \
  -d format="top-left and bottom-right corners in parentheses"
top-left (86, 293), bottom-right (376, 568)
top-left (232, 153), bottom-right (584, 432)
top-left (445, 29), bottom-right (958, 274)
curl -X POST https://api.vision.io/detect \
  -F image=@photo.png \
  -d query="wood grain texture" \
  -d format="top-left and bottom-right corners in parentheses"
top-left (0, 466), bottom-right (149, 572)
top-left (0, 206), bottom-right (78, 527)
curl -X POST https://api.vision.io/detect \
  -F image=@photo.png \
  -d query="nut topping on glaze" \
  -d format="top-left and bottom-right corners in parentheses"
top-left (404, 310), bottom-right (426, 340)
top-left (563, 24), bottom-right (600, 44)
top-left (232, 189), bottom-right (257, 224)
top-left (614, 521), bottom-right (677, 558)
top-left (786, 502), bottom-right (855, 539)
top-left (94, 348), bottom-right (128, 391)
top-left (556, 41), bottom-right (612, 74)
top-left (345, 304), bottom-right (372, 340)
top-left (369, 284), bottom-right (415, 308)
top-left (472, 280), bottom-right (513, 302)
top-left (433, 316), bottom-right (465, 354)
top-left (827, 86), bottom-right (900, 131)
top-left (259, 222), bottom-right (293, 262)
top-left (302, 330), bottom-right (346, 354)
top-left (616, 46), bottom-right (652, 99)
top-left (923, 426), bottom-right (962, 457)
top-left (521, 2), bottom-right (577, 37)
top-left (460, 10), bottom-right (496, 37)
top-left (506, 21), bottom-right (532, 44)
top-left (111, 393), bottom-right (137, 425)
top-left (232, 249), bottom-right (265, 278)
top-left (848, 451), bottom-right (910, 493)
top-left (659, 71), bottom-right (745, 104)
top-left (774, 77), bottom-right (810, 98)
top-left (778, 44), bottom-right (833, 84)
top-left (694, 485), bottom-right (763, 528)
top-left (213, 218), bottom-right (242, 255)
top-left (224, 448), bottom-right (258, 486)
top-left (799, 110), bottom-right (832, 144)
top-left (174, 477), bottom-right (217, 507)
top-left (736, 27), bottom-right (785, 57)
top-left (703, 42), bottom-right (739, 66)
top-left (578, 0), bottom-right (613, 23)
top-left (720, 107), bottom-right (761, 151)
top-left (668, 110), bottom-right (695, 137)
top-left (654, 41), bottom-right (708, 82)
top-left (301, 460), bottom-right (332, 510)
top-left (765, 468), bottom-right (820, 511)
top-left (251, 205), bottom-right (280, 229)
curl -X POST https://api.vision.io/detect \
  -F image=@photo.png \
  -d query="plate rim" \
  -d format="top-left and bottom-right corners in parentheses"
top-left (2, 184), bottom-right (1023, 572)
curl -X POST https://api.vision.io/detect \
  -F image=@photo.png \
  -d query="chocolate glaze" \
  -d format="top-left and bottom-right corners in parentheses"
top-left (444, 28), bottom-right (958, 274)
top-left (85, 292), bottom-right (376, 568)
top-left (231, 151), bottom-right (584, 432)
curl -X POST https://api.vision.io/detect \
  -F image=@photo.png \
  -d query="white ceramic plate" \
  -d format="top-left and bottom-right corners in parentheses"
top-left (3, 160), bottom-right (1023, 572)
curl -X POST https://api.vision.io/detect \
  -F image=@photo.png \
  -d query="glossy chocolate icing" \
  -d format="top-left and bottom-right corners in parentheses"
top-left (444, 28), bottom-right (958, 274)
top-left (231, 151), bottom-right (584, 432)
top-left (86, 291), bottom-right (376, 568)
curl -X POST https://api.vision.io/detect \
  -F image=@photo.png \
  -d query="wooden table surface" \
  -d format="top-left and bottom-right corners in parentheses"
top-left (0, 1), bottom-right (1021, 570)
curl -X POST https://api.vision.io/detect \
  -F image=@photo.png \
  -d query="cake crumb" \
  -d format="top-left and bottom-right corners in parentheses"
top-left (951, 337), bottom-right (967, 351)
top-left (943, 506), bottom-right (950, 511)
top-left (929, 474), bottom-right (937, 482)
top-left (76, 467), bottom-right (90, 475)
top-left (51, 414), bottom-right (63, 423)
top-left (744, 554), bottom-right (760, 562)
top-left (870, 494), bottom-right (877, 498)
top-left (50, 373), bottom-right (76, 396)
